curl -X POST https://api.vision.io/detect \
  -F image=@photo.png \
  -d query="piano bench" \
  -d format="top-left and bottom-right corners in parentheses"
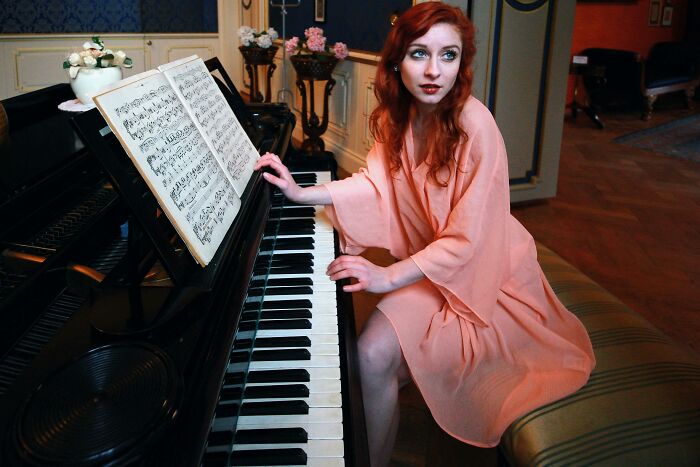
top-left (499, 243), bottom-right (700, 467)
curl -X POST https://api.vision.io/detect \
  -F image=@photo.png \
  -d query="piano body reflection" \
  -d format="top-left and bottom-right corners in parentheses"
top-left (0, 58), bottom-right (368, 466)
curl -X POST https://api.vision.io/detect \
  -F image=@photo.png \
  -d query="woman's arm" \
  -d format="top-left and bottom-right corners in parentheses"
top-left (254, 152), bottom-right (332, 205)
top-left (326, 255), bottom-right (425, 293)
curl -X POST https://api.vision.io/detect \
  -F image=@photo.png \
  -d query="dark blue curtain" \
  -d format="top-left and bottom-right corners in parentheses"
top-left (0, 0), bottom-right (217, 34)
top-left (268, 0), bottom-right (412, 52)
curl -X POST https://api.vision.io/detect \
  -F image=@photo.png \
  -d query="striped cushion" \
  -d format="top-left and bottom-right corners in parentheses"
top-left (500, 243), bottom-right (700, 467)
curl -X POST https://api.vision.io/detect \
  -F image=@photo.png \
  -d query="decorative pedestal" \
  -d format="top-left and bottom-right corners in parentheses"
top-left (239, 46), bottom-right (278, 103)
top-left (290, 55), bottom-right (338, 155)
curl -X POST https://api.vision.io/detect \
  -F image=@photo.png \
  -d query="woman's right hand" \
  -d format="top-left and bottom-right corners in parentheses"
top-left (254, 152), bottom-right (303, 202)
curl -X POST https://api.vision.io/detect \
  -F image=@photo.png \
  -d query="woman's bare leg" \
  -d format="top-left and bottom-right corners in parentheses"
top-left (358, 309), bottom-right (411, 467)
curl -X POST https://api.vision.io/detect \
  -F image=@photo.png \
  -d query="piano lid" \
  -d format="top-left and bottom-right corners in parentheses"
top-left (0, 85), bottom-right (86, 202)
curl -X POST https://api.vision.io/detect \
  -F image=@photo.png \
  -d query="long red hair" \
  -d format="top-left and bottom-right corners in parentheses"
top-left (369, 2), bottom-right (476, 185)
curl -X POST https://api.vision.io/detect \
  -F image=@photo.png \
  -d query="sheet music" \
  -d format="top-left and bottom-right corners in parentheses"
top-left (159, 56), bottom-right (259, 197)
top-left (93, 72), bottom-right (240, 266)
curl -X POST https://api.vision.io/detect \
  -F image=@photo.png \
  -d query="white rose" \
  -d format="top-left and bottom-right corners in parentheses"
top-left (113, 50), bottom-right (126, 66)
top-left (257, 34), bottom-right (272, 48)
top-left (82, 55), bottom-right (97, 67)
top-left (68, 52), bottom-right (81, 66)
top-left (79, 50), bottom-right (90, 58)
top-left (267, 28), bottom-right (278, 40)
top-left (238, 26), bottom-right (253, 36)
top-left (103, 49), bottom-right (113, 55)
top-left (83, 41), bottom-right (102, 50)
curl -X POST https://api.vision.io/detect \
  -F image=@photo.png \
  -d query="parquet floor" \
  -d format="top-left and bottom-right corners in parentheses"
top-left (344, 98), bottom-right (700, 466)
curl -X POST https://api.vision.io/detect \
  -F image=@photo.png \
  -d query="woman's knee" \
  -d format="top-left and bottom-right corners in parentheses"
top-left (358, 310), bottom-right (404, 382)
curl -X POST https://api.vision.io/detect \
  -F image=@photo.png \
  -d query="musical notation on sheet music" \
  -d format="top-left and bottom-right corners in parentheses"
top-left (162, 58), bottom-right (258, 197)
top-left (95, 73), bottom-right (240, 263)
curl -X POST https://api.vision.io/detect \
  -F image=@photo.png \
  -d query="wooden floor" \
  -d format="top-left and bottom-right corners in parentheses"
top-left (342, 99), bottom-right (700, 466)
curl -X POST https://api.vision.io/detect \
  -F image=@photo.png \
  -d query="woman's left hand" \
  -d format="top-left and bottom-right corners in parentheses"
top-left (326, 255), bottom-right (394, 294)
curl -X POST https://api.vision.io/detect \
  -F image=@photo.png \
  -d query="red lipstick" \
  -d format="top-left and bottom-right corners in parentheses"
top-left (420, 84), bottom-right (441, 95)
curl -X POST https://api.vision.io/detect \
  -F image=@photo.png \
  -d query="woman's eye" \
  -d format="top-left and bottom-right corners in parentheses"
top-left (442, 50), bottom-right (458, 61)
top-left (409, 49), bottom-right (427, 59)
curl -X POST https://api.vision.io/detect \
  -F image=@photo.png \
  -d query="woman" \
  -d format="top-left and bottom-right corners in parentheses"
top-left (255, 3), bottom-right (595, 465)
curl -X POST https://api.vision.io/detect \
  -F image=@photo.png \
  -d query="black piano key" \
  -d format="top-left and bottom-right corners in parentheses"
top-left (215, 403), bottom-right (239, 418)
top-left (230, 448), bottom-right (307, 466)
top-left (208, 429), bottom-right (235, 447)
top-left (265, 265), bottom-right (314, 275)
top-left (225, 372), bottom-right (245, 385)
top-left (237, 322), bottom-right (255, 332)
top-left (260, 238), bottom-right (314, 251)
top-left (247, 369), bottom-right (310, 383)
top-left (246, 286), bottom-right (313, 297)
top-left (291, 173), bottom-right (317, 183)
top-left (234, 427), bottom-right (308, 444)
top-left (259, 319), bottom-right (311, 330)
top-left (203, 450), bottom-right (229, 467)
top-left (255, 252), bottom-right (314, 265)
top-left (252, 336), bottom-right (311, 348)
top-left (262, 299), bottom-right (313, 309)
top-left (244, 299), bottom-right (312, 311)
top-left (251, 348), bottom-right (311, 361)
top-left (268, 220), bottom-right (315, 231)
top-left (261, 237), bottom-right (314, 248)
top-left (244, 384), bottom-right (310, 399)
top-left (261, 309), bottom-right (312, 319)
top-left (240, 400), bottom-right (309, 416)
top-left (249, 277), bottom-right (313, 288)
top-left (241, 309), bottom-right (312, 322)
top-left (255, 265), bottom-right (314, 275)
top-left (230, 351), bottom-right (252, 363)
top-left (221, 386), bottom-right (243, 400)
top-left (265, 226), bottom-right (315, 236)
top-left (233, 338), bottom-right (253, 349)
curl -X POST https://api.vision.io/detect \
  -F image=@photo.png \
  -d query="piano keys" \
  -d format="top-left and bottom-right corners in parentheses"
top-left (0, 60), bottom-right (368, 466)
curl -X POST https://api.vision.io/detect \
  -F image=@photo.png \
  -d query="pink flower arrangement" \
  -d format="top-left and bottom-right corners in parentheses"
top-left (284, 27), bottom-right (348, 61)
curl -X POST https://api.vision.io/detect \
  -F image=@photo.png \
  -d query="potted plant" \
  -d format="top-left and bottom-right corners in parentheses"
top-left (238, 26), bottom-right (279, 65)
top-left (285, 27), bottom-right (348, 80)
top-left (63, 36), bottom-right (133, 106)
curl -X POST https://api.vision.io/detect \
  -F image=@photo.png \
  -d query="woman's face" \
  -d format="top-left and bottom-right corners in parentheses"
top-left (399, 22), bottom-right (462, 114)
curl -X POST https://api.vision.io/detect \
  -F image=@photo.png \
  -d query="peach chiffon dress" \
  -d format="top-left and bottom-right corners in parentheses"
top-left (324, 96), bottom-right (595, 447)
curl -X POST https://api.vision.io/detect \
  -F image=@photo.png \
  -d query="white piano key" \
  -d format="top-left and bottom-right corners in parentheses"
top-left (243, 355), bottom-right (339, 371)
top-left (232, 439), bottom-right (344, 458)
top-left (253, 324), bottom-right (338, 338)
top-left (236, 407), bottom-right (343, 426)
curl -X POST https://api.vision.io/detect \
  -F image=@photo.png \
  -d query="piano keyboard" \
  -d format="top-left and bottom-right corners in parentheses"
top-left (204, 170), bottom-right (346, 467)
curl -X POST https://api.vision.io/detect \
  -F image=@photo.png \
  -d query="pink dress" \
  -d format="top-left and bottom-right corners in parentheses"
top-left (324, 96), bottom-right (595, 447)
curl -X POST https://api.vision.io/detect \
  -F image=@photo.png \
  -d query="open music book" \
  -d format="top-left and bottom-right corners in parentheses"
top-left (93, 55), bottom-right (260, 266)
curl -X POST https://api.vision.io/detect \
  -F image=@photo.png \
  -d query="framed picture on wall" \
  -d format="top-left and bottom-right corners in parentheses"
top-left (661, 5), bottom-right (673, 27)
top-left (649, 0), bottom-right (661, 26)
top-left (315, 0), bottom-right (326, 22)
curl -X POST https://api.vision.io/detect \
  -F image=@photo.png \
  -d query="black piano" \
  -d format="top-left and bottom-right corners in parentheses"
top-left (0, 59), bottom-right (368, 466)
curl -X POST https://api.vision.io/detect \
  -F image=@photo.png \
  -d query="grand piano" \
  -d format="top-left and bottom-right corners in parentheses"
top-left (0, 58), bottom-right (368, 466)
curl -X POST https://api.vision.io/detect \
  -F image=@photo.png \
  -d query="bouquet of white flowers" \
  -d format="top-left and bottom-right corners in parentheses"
top-left (238, 26), bottom-right (279, 49)
top-left (62, 36), bottom-right (133, 78)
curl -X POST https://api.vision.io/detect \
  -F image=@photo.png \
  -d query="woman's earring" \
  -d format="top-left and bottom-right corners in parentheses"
top-left (393, 64), bottom-right (399, 72)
